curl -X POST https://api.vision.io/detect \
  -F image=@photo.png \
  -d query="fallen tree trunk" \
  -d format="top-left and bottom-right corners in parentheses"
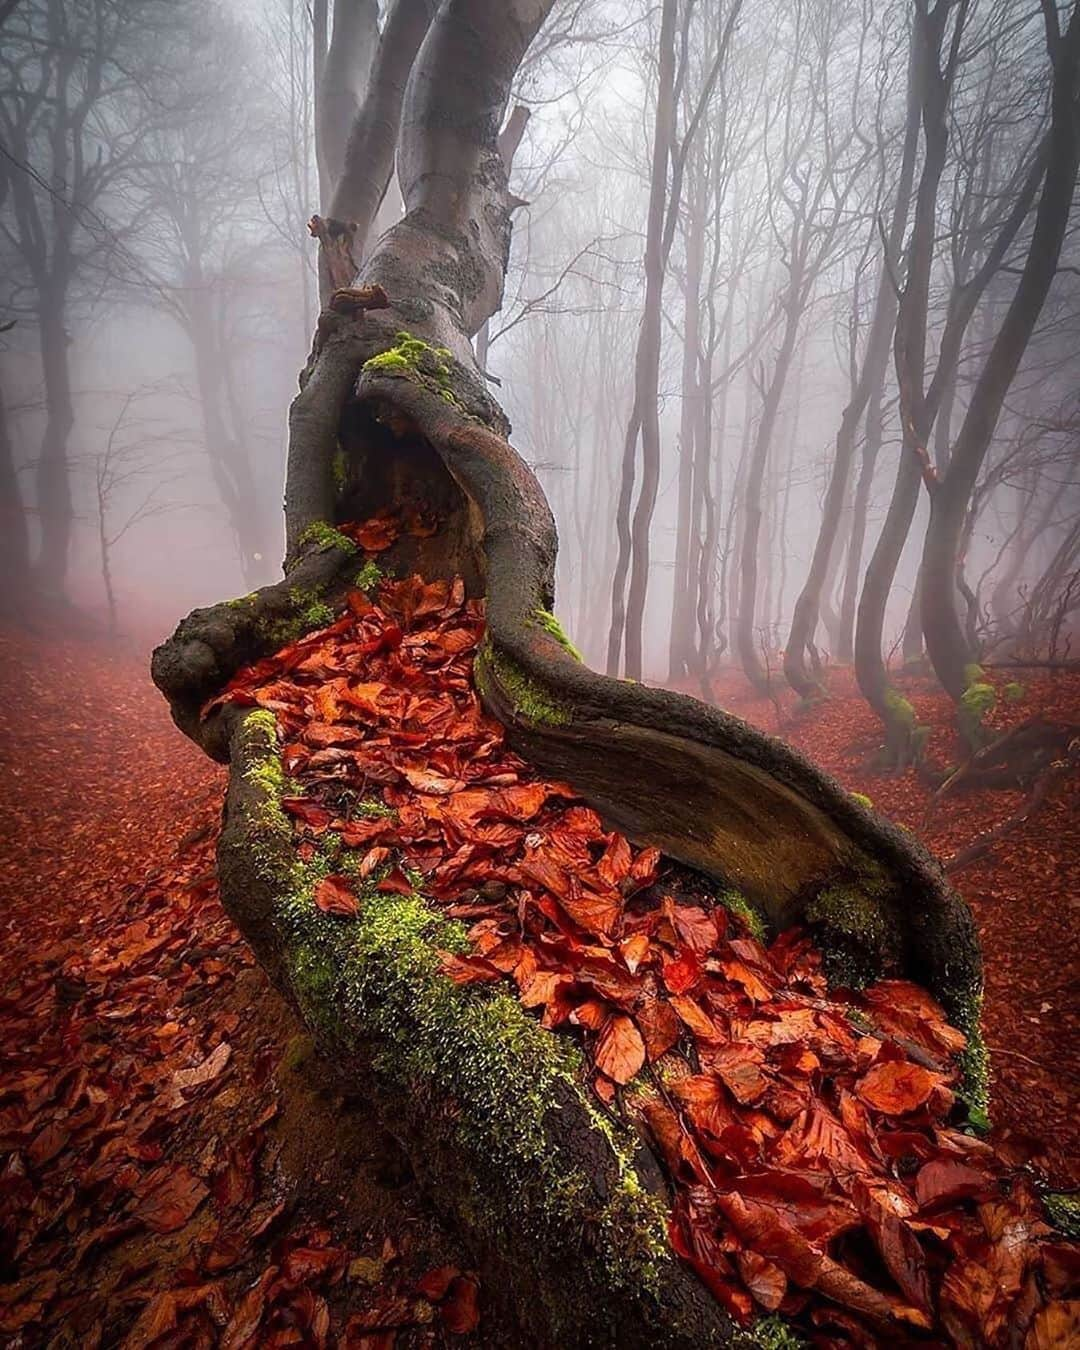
top-left (152, 3), bottom-right (985, 1344)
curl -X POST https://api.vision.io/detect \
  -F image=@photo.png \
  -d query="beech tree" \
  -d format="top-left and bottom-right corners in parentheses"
top-left (151, 2), bottom-right (984, 1340)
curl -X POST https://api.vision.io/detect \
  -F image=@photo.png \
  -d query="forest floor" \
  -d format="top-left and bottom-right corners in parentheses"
top-left (0, 621), bottom-right (1076, 1346)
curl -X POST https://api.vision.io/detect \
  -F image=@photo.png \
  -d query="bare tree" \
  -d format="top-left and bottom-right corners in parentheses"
top-left (0, 0), bottom-right (180, 597)
top-left (919, 1), bottom-right (1080, 702)
top-left (152, 3), bottom-right (982, 1338)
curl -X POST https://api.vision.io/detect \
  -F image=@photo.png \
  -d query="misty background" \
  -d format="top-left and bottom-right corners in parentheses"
top-left (2, 0), bottom-right (1077, 683)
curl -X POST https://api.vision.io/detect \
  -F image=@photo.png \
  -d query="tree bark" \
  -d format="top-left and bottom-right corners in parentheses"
top-left (0, 371), bottom-right (32, 612)
top-left (152, 3), bottom-right (983, 1341)
top-left (34, 302), bottom-right (75, 598)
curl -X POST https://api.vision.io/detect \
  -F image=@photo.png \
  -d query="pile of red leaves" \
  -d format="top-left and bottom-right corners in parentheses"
top-left (0, 629), bottom-right (484, 1348)
top-left (209, 544), bottom-right (1078, 1348)
top-left (682, 664), bottom-right (1080, 1188)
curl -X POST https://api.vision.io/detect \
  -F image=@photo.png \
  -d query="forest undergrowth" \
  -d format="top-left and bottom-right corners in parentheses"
top-left (0, 577), bottom-right (1077, 1347)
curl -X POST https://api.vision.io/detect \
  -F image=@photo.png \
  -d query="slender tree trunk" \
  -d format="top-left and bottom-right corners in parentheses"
top-left (784, 45), bottom-right (919, 694)
top-left (736, 295), bottom-right (802, 692)
top-left (837, 378), bottom-right (885, 662)
top-left (668, 169), bottom-right (707, 682)
top-left (34, 303), bottom-right (75, 597)
top-left (622, 0), bottom-right (678, 681)
top-left (0, 375), bottom-right (32, 612)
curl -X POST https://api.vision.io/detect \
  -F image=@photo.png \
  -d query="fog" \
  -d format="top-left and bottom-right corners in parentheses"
top-left (3, 0), bottom-right (1078, 691)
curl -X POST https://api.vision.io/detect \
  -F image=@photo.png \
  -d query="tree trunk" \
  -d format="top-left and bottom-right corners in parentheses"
top-left (668, 159), bottom-right (707, 683)
top-left (152, 3), bottom-right (983, 1341)
top-left (836, 375), bottom-right (885, 663)
top-left (736, 299), bottom-right (801, 692)
top-left (921, 7), bottom-right (1080, 701)
top-left (34, 304), bottom-right (75, 597)
top-left (0, 374), bottom-right (32, 614)
top-left (612, 0), bottom-right (678, 681)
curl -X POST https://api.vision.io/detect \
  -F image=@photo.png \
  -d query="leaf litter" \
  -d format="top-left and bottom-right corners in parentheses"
top-left (196, 521), bottom-right (1079, 1348)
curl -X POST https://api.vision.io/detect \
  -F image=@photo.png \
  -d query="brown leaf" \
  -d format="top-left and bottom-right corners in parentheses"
top-left (594, 1014), bottom-right (646, 1085)
top-left (314, 874), bottom-right (360, 917)
top-left (856, 1061), bottom-right (939, 1115)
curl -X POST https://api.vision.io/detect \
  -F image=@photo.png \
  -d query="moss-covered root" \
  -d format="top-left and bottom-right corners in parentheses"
top-left (219, 711), bottom-right (752, 1349)
top-left (474, 637), bottom-right (572, 727)
top-left (880, 688), bottom-right (929, 770)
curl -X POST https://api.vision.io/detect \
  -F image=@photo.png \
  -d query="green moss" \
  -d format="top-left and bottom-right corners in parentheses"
top-left (530, 608), bottom-right (583, 662)
top-left (299, 520), bottom-right (358, 556)
top-left (750, 1315), bottom-right (806, 1349)
top-left (362, 332), bottom-right (467, 409)
top-left (354, 559), bottom-right (383, 592)
top-left (959, 680), bottom-right (996, 748)
top-left (225, 591), bottom-right (259, 609)
top-left (883, 687), bottom-right (916, 729)
top-left (236, 722), bottom-right (674, 1300)
top-left (962, 662), bottom-right (985, 686)
top-left (849, 791), bottom-right (874, 811)
top-left (805, 880), bottom-right (901, 990)
top-left (474, 639), bottom-right (571, 727)
top-left (954, 990), bottom-right (990, 1130)
top-left (332, 448), bottom-right (348, 492)
top-left (280, 1033), bottom-right (315, 1072)
top-left (1003, 681), bottom-right (1025, 704)
top-left (716, 887), bottom-right (767, 942)
top-left (1042, 1190), bottom-right (1080, 1239)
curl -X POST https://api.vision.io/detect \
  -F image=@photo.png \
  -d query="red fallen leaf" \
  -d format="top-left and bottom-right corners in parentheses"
top-left (635, 998), bottom-right (682, 1060)
top-left (553, 885), bottom-right (622, 940)
top-left (619, 932), bottom-right (651, 974)
top-left (281, 1244), bottom-right (346, 1284)
top-left (594, 1013), bottom-right (646, 1085)
top-left (354, 516), bottom-right (399, 552)
top-left (596, 834), bottom-right (632, 887)
top-left (122, 1283), bottom-right (229, 1350)
top-left (1025, 1300), bottom-right (1080, 1349)
top-left (441, 1275), bottom-right (480, 1334)
top-left (134, 1165), bottom-right (208, 1234)
top-left (439, 952), bottom-right (502, 985)
top-left (856, 1061), bottom-right (939, 1115)
top-left (222, 1263), bottom-right (278, 1349)
top-left (709, 1043), bottom-right (769, 1106)
top-left (569, 997), bottom-right (611, 1030)
top-left (26, 1119), bottom-right (70, 1167)
top-left (173, 1041), bottom-right (231, 1094)
top-left (668, 993), bottom-right (723, 1043)
top-left (314, 874), bottom-right (360, 917)
top-left (718, 1192), bottom-right (931, 1330)
top-left (400, 765), bottom-right (463, 795)
top-left (735, 1249), bottom-right (787, 1311)
top-left (357, 846), bottom-right (391, 878)
top-left (282, 798), bottom-right (333, 832)
top-left (375, 866), bottom-right (415, 895)
top-left (914, 1158), bottom-right (993, 1209)
top-left (852, 1177), bottom-right (932, 1312)
top-left (627, 845), bottom-right (661, 887)
top-left (417, 1264), bottom-right (460, 1301)
top-left (662, 947), bottom-right (703, 994)
top-left (665, 899), bottom-right (717, 956)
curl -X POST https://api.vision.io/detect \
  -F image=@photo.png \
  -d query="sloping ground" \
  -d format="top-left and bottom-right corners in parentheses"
top-left (0, 620), bottom-right (1076, 1347)
top-left (668, 664), bottom-right (1080, 1189)
top-left (0, 628), bottom-right (496, 1348)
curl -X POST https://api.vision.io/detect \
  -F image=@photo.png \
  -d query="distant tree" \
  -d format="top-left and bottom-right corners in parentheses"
top-left (0, 0), bottom-right (182, 598)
